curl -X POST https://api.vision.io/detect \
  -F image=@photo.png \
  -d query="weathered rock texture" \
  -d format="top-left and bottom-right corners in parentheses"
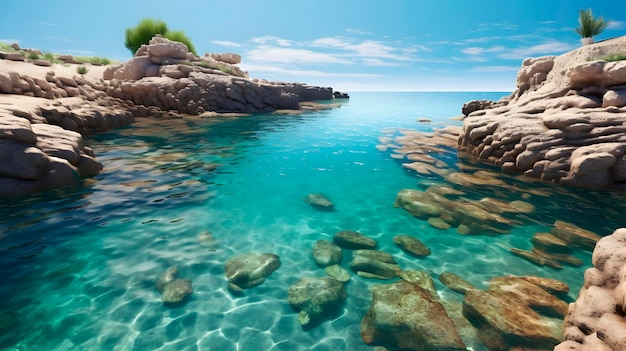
top-left (458, 36), bottom-right (626, 189)
top-left (0, 36), bottom-right (337, 197)
top-left (105, 36), bottom-right (334, 114)
top-left (555, 228), bottom-right (626, 351)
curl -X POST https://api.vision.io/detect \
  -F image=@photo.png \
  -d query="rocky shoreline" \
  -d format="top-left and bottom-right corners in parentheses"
top-left (458, 36), bottom-right (626, 190)
top-left (0, 36), bottom-right (339, 198)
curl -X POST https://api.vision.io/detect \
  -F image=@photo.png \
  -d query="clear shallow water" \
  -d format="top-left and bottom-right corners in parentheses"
top-left (1, 92), bottom-right (625, 350)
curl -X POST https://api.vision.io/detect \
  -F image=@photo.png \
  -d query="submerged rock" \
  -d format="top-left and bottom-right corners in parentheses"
top-left (361, 281), bottom-right (466, 350)
top-left (304, 193), bottom-right (334, 209)
top-left (162, 278), bottom-right (193, 303)
top-left (312, 240), bottom-right (342, 268)
top-left (324, 264), bottom-right (351, 283)
top-left (550, 220), bottom-right (601, 251)
top-left (393, 235), bottom-right (431, 257)
top-left (333, 230), bottom-right (377, 250)
top-left (398, 270), bottom-right (437, 297)
top-left (463, 275), bottom-right (567, 350)
top-left (224, 253), bottom-right (281, 292)
top-left (350, 250), bottom-right (401, 279)
top-left (197, 231), bottom-right (216, 246)
top-left (288, 277), bottom-right (347, 326)
top-left (156, 266), bottom-right (178, 292)
top-left (439, 271), bottom-right (475, 294)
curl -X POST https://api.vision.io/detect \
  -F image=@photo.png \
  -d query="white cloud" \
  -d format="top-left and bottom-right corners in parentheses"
top-left (346, 28), bottom-right (371, 35)
top-left (246, 46), bottom-right (351, 64)
top-left (360, 58), bottom-right (399, 66)
top-left (250, 35), bottom-right (291, 46)
top-left (211, 40), bottom-right (241, 47)
top-left (311, 37), bottom-right (351, 48)
top-left (498, 42), bottom-right (575, 60)
top-left (240, 63), bottom-right (378, 78)
top-left (311, 37), bottom-right (412, 61)
top-left (46, 36), bottom-right (75, 43)
top-left (608, 21), bottom-right (625, 30)
top-left (461, 45), bottom-right (506, 55)
top-left (38, 21), bottom-right (61, 28)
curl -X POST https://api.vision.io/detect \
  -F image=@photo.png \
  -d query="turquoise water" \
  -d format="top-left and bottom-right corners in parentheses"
top-left (1, 92), bottom-right (625, 350)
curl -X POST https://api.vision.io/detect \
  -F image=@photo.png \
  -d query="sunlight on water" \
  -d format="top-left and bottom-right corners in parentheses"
top-left (1, 92), bottom-right (625, 350)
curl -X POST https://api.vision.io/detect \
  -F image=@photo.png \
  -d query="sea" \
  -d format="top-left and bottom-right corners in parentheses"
top-left (1, 92), bottom-right (624, 350)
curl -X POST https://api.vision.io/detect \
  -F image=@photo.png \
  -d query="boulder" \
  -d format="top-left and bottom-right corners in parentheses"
top-left (350, 250), bottom-right (401, 279)
top-left (161, 278), bottom-right (193, 303)
top-left (312, 240), bottom-right (342, 267)
top-left (333, 230), bottom-right (377, 250)
top-left (463, 275), bottom-right (567, 350)
top-left (288, 277), bottom-right (347, 326)
top-left (323, 264), bottom-right (350, 283)
top-left (361, 281), bottom-right (466, 350)
top-left (224, 253), bottom-right (281, 292)
top-left (439, 271), bottom-right (475, 294)
top-left (112, 56), bottom-right (152, 81)
top-left (393, 234), bottom-right (431, 257)
top-left (304, 193), bottom-right (334, 209)
top-left (397, 270), bottom-right (437, 297)
top-left (209, 53), bottom-right (242, 65)
top-left (156, 266), bottom-right (178, 292)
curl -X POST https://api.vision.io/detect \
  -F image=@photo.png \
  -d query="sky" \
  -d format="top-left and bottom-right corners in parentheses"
top-left (1, 0), bottom-right (625, 92)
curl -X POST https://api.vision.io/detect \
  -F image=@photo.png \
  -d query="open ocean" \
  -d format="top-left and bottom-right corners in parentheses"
top-left (1, 92), bottom-right (624, 350)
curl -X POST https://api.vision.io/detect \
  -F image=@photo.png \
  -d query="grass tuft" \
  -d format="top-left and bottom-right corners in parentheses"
top-left (76, 65), bottom-right (88, 75)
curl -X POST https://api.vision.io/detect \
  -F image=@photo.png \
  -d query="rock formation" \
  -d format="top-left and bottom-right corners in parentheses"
top-left (555, 228), bottom-right (626, 350)
top-left (0, 36), bottom-right (338, 197)
top-left (458, 36), bottom-right (626, 189)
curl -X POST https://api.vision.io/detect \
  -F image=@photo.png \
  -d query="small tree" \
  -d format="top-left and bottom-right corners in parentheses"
top-left (124, 18), bottom-right (198, 56)
top-left (124, 18), bottom-right (168, 54)
top-left (575, 8), bottom-right (610, 39)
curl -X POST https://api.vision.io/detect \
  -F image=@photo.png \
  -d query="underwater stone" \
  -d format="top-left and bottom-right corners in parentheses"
top-left (304, 193), bottom-right (334, 209)
top-left (197, 231), bottom-right (216, 246)
top-left (324, 264), bottom-right (351, 283)
top-left (550, 220), bottom-right (601, 252)
top-left (162, 278), bottom-right (193, 303)
top-left (531, 232), bottom-right (570, 253)
top-left (288, 277), bottom-right (347, 326)
top-left (427, 217), bottom-right (452, 230)
top-left (361, 281), bottom-right (466, 350)
top-left (333, 230), bottom-right (377, 250)
top-left (398, 270), bottom-right (437, 297)
top-left (224, 253), bottom-right (281, 292)
top-left (312, 240), bottom-right (342, 268)
top-left (439, 271), bottom-right (475, 294)
top-left (352, 249), bottom-right (396, 264)
top-left (156, 266), bottom-right (178, 292)
top-left (463, 275), bottom-right (567, 350)
top-left (393, 235), bottom-right (431, 257)
top-left (350, 251), bottom-right (401, 279)
top-left (394, 189), bottom-right (445, 219)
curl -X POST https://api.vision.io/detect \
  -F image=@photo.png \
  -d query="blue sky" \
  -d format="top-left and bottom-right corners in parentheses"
top-left (1, 0), bottom-right (624, 91)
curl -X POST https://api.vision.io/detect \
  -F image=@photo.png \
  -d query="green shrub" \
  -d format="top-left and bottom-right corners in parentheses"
top-left (575, 8), bottom-right (610, 38)
top-left (43, 52), bottom-right (55, 62)
top-left (27, 52), bottom-right (39, 60)
top-left (164, 30), bottom-right (197, 56)
top-left (76, 65), bottom-right (88, 75)
top-left (75, 56), bottom-right (112, 65)
top-left (124, 18), bottom-right (197, 56)
top-left (598, 53), bottom-right (626, 62)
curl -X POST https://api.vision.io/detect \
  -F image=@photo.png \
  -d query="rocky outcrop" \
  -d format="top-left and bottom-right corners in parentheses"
top-left (555, 228), bottom-right (626, 351)
top-left (104, 36), bottom-right (334, 114)
top-left (458, 36), bottom-right (626, 189)
top-left (0, 36), bottom-right (338, 197)
top-left (361, 281), bottom-right (466, 350)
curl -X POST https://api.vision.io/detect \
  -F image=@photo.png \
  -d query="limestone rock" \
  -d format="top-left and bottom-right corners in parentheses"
top-left (333, 230), bottom-right (377, 250)
top-left (304, 193), bottom-right (334, 209)
top-left (288, 277), bottom-right (347, 326)
top-left (463, 275), bottom-right (567, 350)
top-left (162, 278), bottom-right (193, 303)
top-left (224, 253), bottom-right (281, 292)
top-left (393, 234), bottom-right (431, 257)
top-left (555, 228), bottom-right (626, 350)
top-left (324, 264), bottom-right (350, 283)
top-left (312, 240), bottom-right (342, 268)
top-left (209, 53), bottom-right (242, 65)
top-left (439, 271), bottom-right (475, 294)
top-left (361, 281), bottom-right (466, 350)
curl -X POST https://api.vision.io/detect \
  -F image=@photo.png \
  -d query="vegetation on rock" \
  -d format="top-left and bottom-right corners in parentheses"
top-left (124, 18), bottom-right (197, 56)
top-left (575, 8), bottom-right (610, 39)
